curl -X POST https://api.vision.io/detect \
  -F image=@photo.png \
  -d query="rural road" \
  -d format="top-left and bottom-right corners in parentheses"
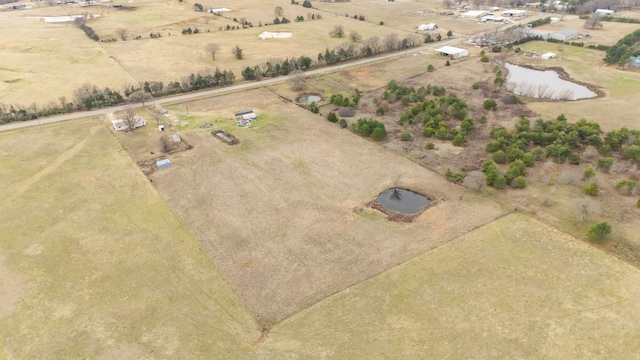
top-left (0, 15), bottom-right (545, 133)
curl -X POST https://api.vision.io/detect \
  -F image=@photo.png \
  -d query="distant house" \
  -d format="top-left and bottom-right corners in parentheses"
top-left (461, 10), bottom-right (489, 19)
top-left (595, 9), bottom-right (615, 15)
top-left (418, 23), bottom-right (438, 31)
top-left (435, 46), bottom-right (469, 59)
top-left (541, 52), bottom-right (556, 60)
top-left (550, 28), bottom-right (579, 41)
top-left (234, 110), bottom-right (256, 120)
top-left (502, 9), bottom-right (528, 17)
top-left (111, 116), bottom-right (146, 131)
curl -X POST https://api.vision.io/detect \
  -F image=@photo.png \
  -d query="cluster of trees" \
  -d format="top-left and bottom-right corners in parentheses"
top-left (352, 118), bottom-right (387, 141)
top-left (527, 17), bottom-right (552, 28)
top-left (326, 112), bottom-right (348, 129)
top-left (329, 92), bottom-right (360, 108)
top-left (241, 56), bottom-right (313, 80)
top-left (319, 33), bottom-right (421, 65)
top-left (603, 28), bottom-right (640, 65)
top-left (181, 27), bottom-right (201, 35)
top-left (74, 17), bottom-right (99, 41)
top-left (273, 17), bottom-right (291, 24)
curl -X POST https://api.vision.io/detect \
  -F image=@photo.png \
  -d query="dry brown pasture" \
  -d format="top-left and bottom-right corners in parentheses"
top-left (116, 87), bottom-right (507, 326)
top-left (0, 0), bottom-right (505, 107)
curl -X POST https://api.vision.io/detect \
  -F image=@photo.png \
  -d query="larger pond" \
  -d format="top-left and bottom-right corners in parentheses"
top-left (376, 188), bottom-right (431, 215)
top-left (297, 95), bottom-right (321, 103)
top-left (504, 63), bottom-right (597, 100)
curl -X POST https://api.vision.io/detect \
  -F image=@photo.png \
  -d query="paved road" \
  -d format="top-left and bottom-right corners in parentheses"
top-left (0, 15), bottom-right (545, 132)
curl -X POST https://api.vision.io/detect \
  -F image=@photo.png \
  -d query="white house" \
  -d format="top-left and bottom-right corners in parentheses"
top-left (461, 10), bottom-right (489, 19)
top-left (595, 9), bottom-right (615, 15)
top-left (111, 116), bottom-right (146, 131)
top-left (502, 9), bottom-right (528, 17)
top-left (418, 23), bottom-right (438, 31)
top-left (435, 46), bottom-right (469, 59)
top-left (541, 52), bottom-right (556, 59)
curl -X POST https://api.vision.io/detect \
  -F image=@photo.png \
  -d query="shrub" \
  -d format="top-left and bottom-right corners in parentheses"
top-left (480, 55), bottom-right (490, 62)
top-left (472, 82), bottom-right (480, 89)
top-left (452, 133), bottom-right (465, 146)
top-left (379, 21), bottom-right (384, 25)
top-left (445, 169), bottom-right (465, 183)
top-left (425, 142), bottom-right (435, 150)
top-left (376, 107), bottom-right (385, 116)
top-left (568, 152), bottom-right (581, 165)
top-left (531, 147), bottom-right (546, 161)
top-left (309, 102), bottom-right (319, 113)
top-left (493, 150), bottom-right (507, 164)
top-left (479, 116), bottom-right (487, 124)
top-left (615, 179), bottom-right (637, 195)
top-left (427, 64), bottom-right (435, 72)
top-left (583, 182), bottom-right (599, 196)
top-left (445, 60), bottom-right (451, 66)
top-left (514, 176), bottom-right (527, 189)
top-left (493, 175), bottom-right (507, 189)
top-left (637, 198), bottom-right (640, 208)
top-left (587, 222), bottom-right (611, 242)
top-left (371, 126), bottom-right (387, 141)
top-left (483, 98), bottom-right (497, 111)
top-left (339, 118), bottom-right (348, 129)
top-left (327, 112), bottom-right (338, 123)
top-left (400, 131), bottom-right (411, 141)
top-left (623, 144), bottom-right (640, 161)
top-left (583, 167), bottom-right (596, 180)
top-left (597, 157), bottom-right (615, 171)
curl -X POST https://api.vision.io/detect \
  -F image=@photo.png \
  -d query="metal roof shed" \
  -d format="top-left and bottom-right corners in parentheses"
top-left (435, 46), bottom-right (469, 59)
top-left (156, 159), bottom-right (172, 169)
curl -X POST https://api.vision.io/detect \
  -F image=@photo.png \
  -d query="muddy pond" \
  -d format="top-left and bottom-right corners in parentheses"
top-left (297, 95), bottom-right (321, 103)
top-left (376, 188), bottom-right (431, 215)
top-left (504, 63), bottom-right (597, 100)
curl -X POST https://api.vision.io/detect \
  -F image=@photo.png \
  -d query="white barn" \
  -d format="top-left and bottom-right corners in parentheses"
top-left (461, 10), bottom-right (489, 19)
top-left (418, 23), bottom-right (438, 31)
top-left (111, 116), bottom-right (146, 131)
top-left (595, 9), bottom-right (615, 15)
top-left (502, 9), bottom-right (528, 17)
top-left (550, 28), bottom-right (579, 41)
top-left (436, 46), bottom-right (469, 59)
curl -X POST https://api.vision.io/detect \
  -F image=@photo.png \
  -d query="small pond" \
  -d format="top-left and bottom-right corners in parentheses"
top-left (376, 188), bottom-right (431, 215)
top-left (504, 63), bottom-right (597, 100)
top-left (298, 94), bottom-right (321, 103)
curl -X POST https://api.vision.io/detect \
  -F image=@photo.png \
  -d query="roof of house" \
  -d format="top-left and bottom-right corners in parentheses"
top-left (435, 46), bottom-right (467, 55)
top-left (553, 28), bottom-right (579, 36)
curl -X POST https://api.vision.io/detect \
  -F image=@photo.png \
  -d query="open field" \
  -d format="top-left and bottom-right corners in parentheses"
top-left (0, 120), bottom-right (259, 358)
top-left (117, 87), bottom-right (506, 326)
top-left (0, 0), bottom-right (530, 107)
top-left (259, 213), bottom-right (640, 358)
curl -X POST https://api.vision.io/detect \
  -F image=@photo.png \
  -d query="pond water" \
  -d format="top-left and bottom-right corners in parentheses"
top-left (504, 63), bottom-right (597, 100)
top-left (298, 95), bottom-right (321, 103)
top-left (376, 188), bottom-right (431, 215)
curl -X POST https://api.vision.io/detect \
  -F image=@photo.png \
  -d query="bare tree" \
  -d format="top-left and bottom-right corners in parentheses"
top-left (329, 25), bottom-right (345, 38)
top-left (349, 31), bottom-right (362, 42)
top-left (287, 70), bottom-right (307, 91)
top-left (115, 27), bottom-right (128, 41)
top-left (463, 171), bottom-right (485, 191)
top-left (364, 36), bottom-right (381, 53)
top-left (584, 14), bottom-right (603, 29)
top-left (274, 6), bottom-right (284, 16)
top-left (383, 33), bottom-right (400, 52)
top-left (405, 33), bottom-right (421, 47)
top-left (572, 198), bottom-right (600, 222)
top-left (232, 45), bottom-right (244, 60)
top-left (118, 106), bottom-right (140, 132)
top-left (205, 43), bottom-right (219, 60)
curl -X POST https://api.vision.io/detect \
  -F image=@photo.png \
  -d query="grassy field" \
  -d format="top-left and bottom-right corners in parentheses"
top-left (0, 119), bottom-right (259, 358)
top-left (259, 213), bottom-right (640, 358)
top-left (118, 87), bottom-right (506, 326)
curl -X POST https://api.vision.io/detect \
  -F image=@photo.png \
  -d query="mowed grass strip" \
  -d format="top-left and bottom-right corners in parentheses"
top-left (0, 120), bottom-right (259, 358)
top-left (259, 213), bottom-right (640, 359)
top-left (144, 88), bottom-right (506, 327)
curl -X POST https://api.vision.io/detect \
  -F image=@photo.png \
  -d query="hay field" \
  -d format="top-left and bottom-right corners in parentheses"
top-left (136, 88), bottom-right (507, 326)
top-left (259, 213), bottom-right (640, 358)
top-left (0, 120), bottom-right (259, 358)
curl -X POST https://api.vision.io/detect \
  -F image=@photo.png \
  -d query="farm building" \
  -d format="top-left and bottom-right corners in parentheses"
top-left (513, 27), bottom-right (550, 40)
top-left (628, 56), bottom-right (640, 67)
top-left (480, 15), bottom-right (505, 22)
top-left (541, 52), bottom-right (556, 59)
top-left (461, 10), bottom-right (489, 19)
top-left (418, 23), bottom-right (438, 31)
top-left (156, 159), bottom-right (171, 169)
top-left (502, 9), bottom-right (528, 17)
top-left (550, 28), bottom-right (579, 41)
top-left (595, 8), bottom-right (615, 15)
top-left (234, 110), bottom-right (256, 120)
top-left (435, 46), bottom-right (469, 59)
top-left (111, 116), bottom-right (146, 131)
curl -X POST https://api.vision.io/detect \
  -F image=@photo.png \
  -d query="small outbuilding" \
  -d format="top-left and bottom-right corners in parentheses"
top-left (418, 23), bottom-right (438, 31)
top-left (156, 158), bottom-right (172, 169)
top-left (550, 28), bottom-right (579, 41)
top-left (435, 46), bottom-right (469, 59)
top-left (541, 52), bottom-right (556, 59)
top-left (595, 8), bottom-right (615, 15)
top-left (502, 9), bottom-right (528, 17)
top-left (628, 56), bottom-right (640, 67)
top-left (480, 15), bottom-right (505, 22)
